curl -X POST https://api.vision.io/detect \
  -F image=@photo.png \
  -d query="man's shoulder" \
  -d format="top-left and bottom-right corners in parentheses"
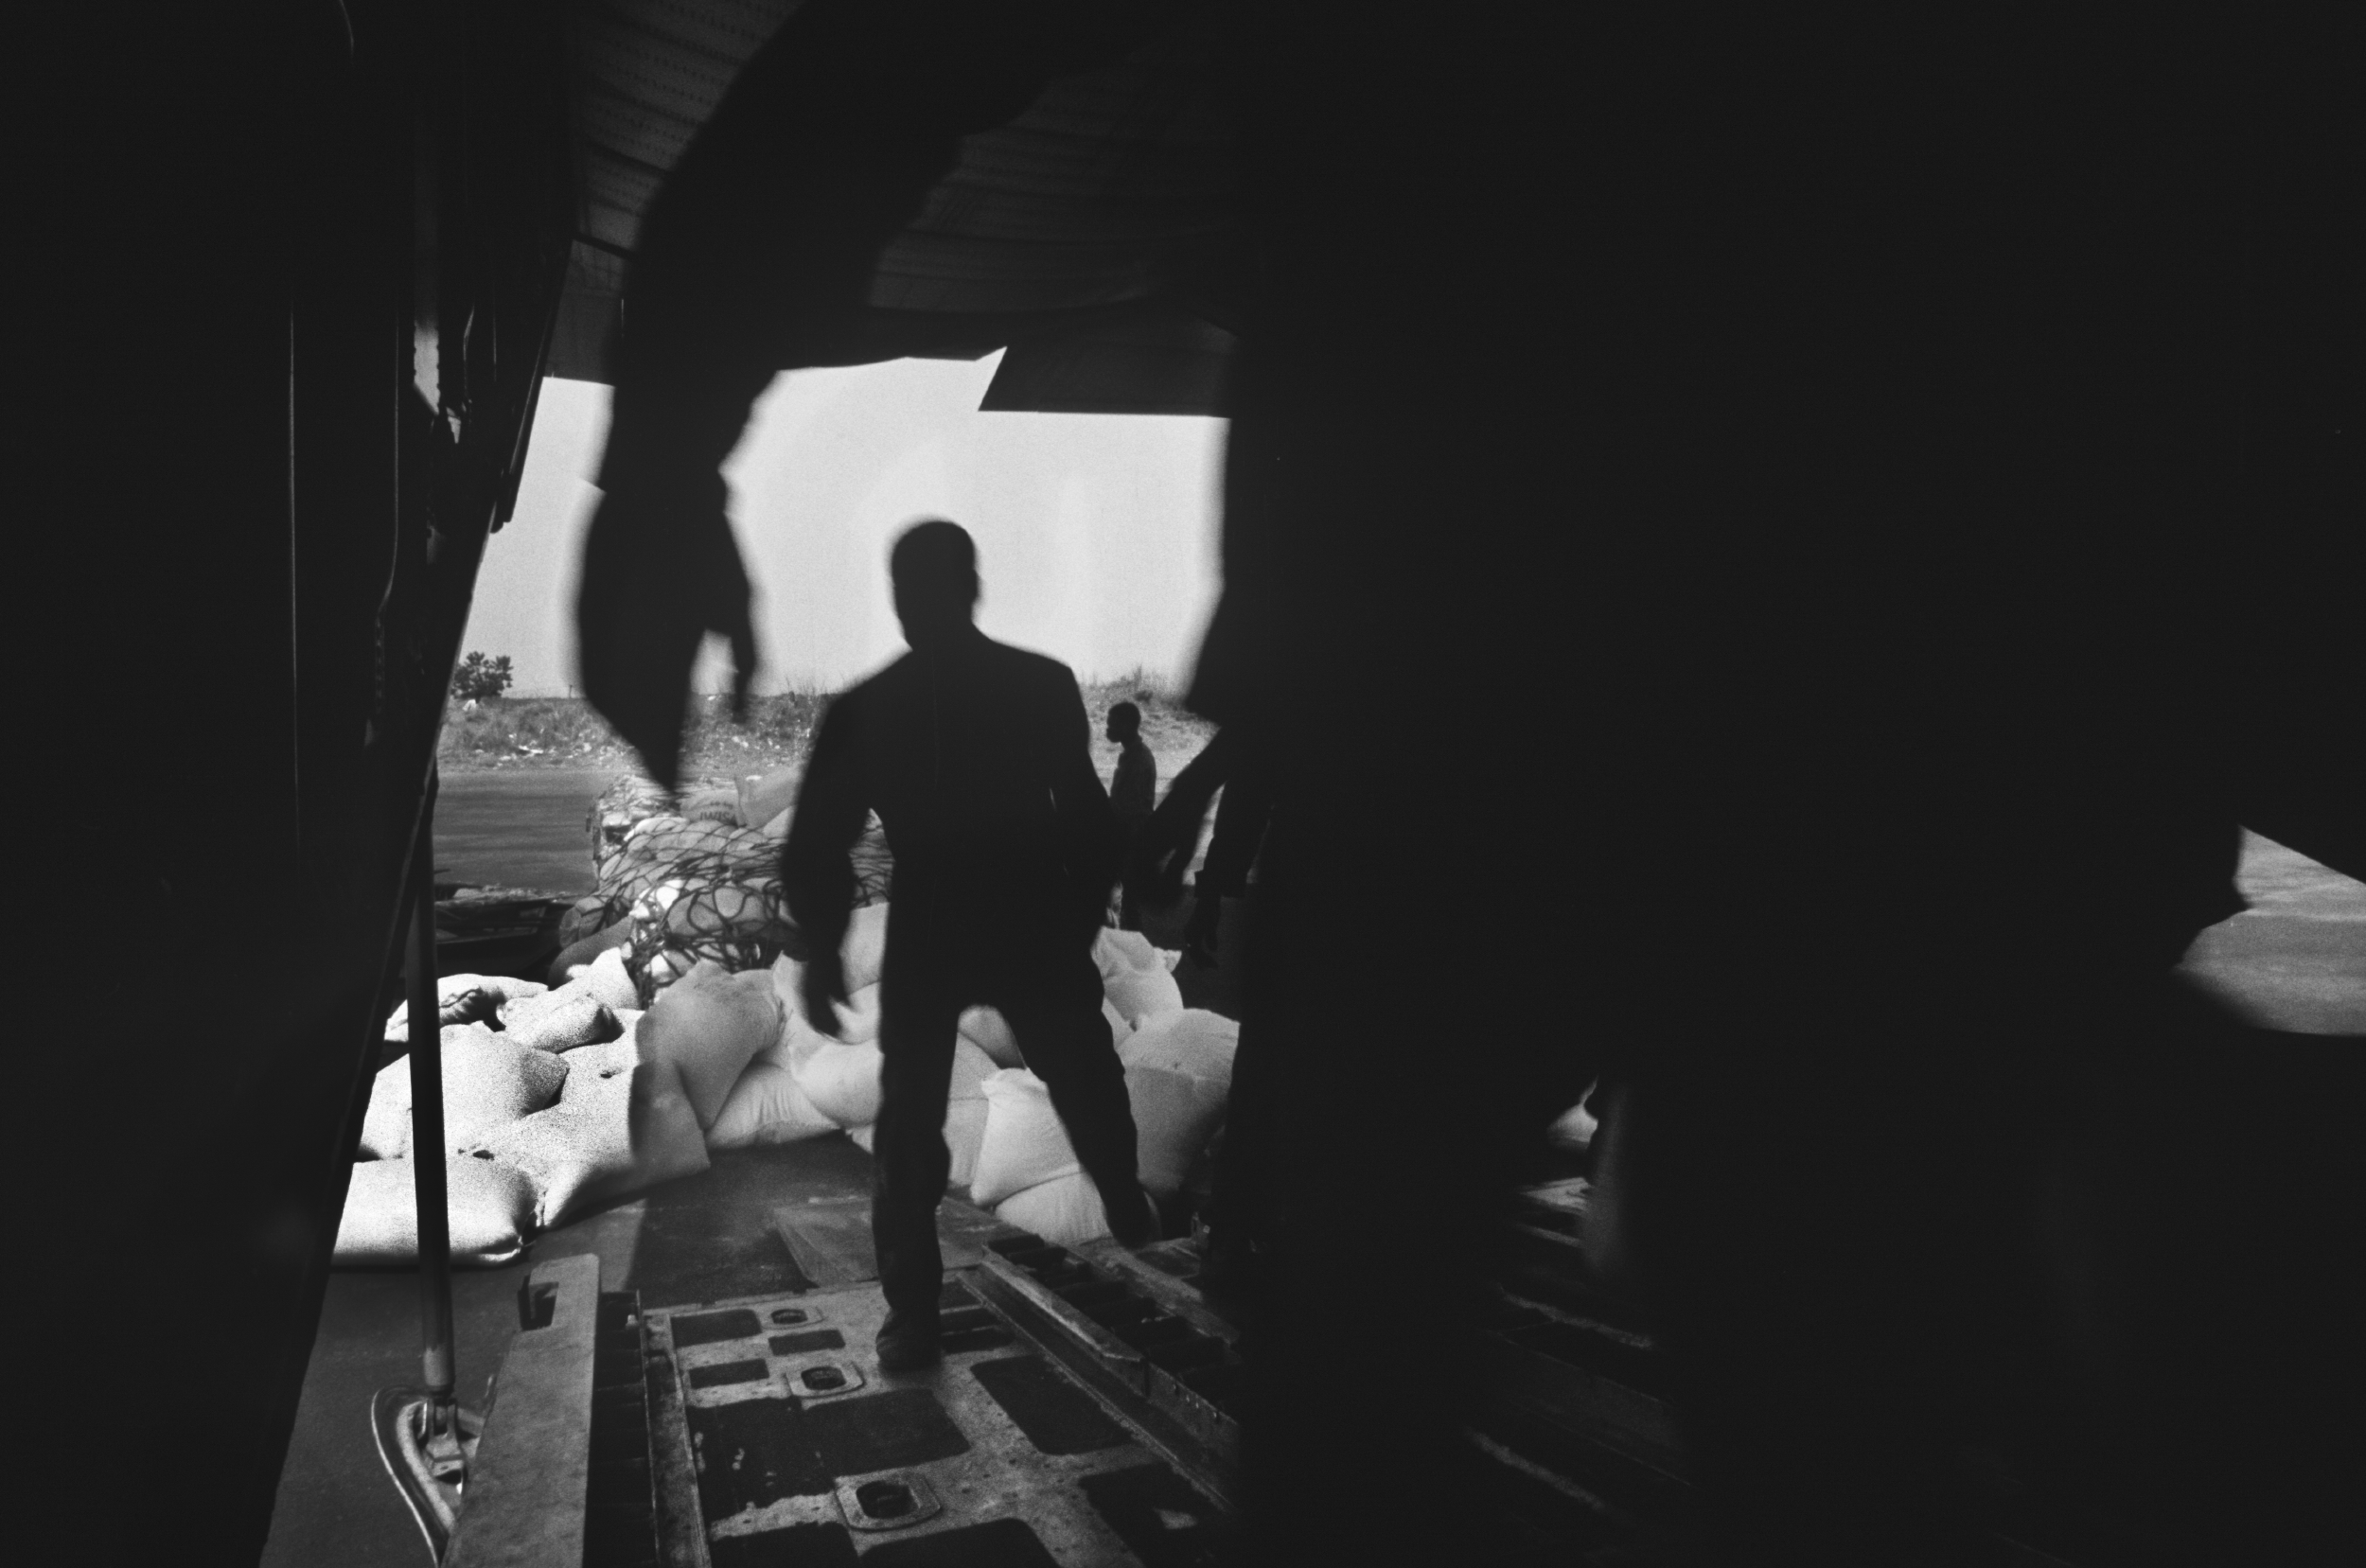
top-left (980, 638), bottom-right (1078, 690)
top-left (839, 655), bottom-right (915, 699)
top-left (817, 661), bottom-right (901, 729)
top-left (980, 636), bottom-right (1068, 674)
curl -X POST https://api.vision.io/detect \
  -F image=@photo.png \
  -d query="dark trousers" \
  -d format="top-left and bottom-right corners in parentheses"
top-left (871, 909), bottom-right (1142, 1319)
top-left (1113, 818), bottom-right (1149, 930)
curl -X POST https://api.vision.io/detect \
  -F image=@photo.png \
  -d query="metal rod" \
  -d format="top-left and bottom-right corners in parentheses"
top-left (406, 769), bottom-right (457, 1421)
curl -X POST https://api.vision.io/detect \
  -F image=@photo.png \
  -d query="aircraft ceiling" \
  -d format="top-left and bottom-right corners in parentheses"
top-left (550, 0), bottom-right (1238, 414)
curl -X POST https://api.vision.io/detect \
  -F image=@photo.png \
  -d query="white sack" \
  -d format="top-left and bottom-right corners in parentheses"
top-left (765, 976), bottom-right (888, 1075)
top-left (704, 1063), bottom-right (840, 1150)
top-left (357, 1056), bottom-right (414, 1160)
top-left (384, 973), bottom-right (548, 1043)
top-left (1116, 1009), bottom-right (1239, 1092)
top-left (841, 1041), bottom-right (994, 1189)
top-left (1092, 928), bottom-right (1164, 979)
top-left (796, 1042), bottom-right (885, 1128)
top-left (471, 1055), bottom-right (709, 1229)
top-left (1548, 1097), bottom-right (1598, 1149)
top-left (767, 949), bottom-right (803, 1014)
top-left (969, 1069), bottom-right (1082, 1208)
top-left (772, 950), bottom-right (881, 1043)
top-left (738, 765), bottom-right (801, 833)
top-left (500, 989), bottom-right (623, 1054)
top-left (946, 1038), bottom-right (997, 1103)
top-left (635, 959), bottom-right (786, 1129)
top-left (573, 947), bottom-right (643, 1014)
top-left (994, 1172), bottom-right (1139, 1250)
top-left (1126, 1065), bottom-right (1228, 1199)
top-left (640, 947), bottom-right (697, 997)
top-left (419, 1024), bottom-right (571, 1153)
top-left (1103, 965), bottom-right (1185, 1028)
top-left (944, 1098), bottom-right (989, 1193)
top-left (958, 1005), bottom-right (1021, 1067)
top-left (957, 1000), bottom-right (1132, 1069)
top-left (840, 902), bottom-right (892, 992)
top-left (557, 1041), bottom-right (638, 1105)
top-left (680, 785), bottom-right (742, 825)
top-left (334, 1154), bottom-right (538, 1266)
top-left (749, 959), bottom-right (813, 1074)
top-left (827, 984), bottom-right (883, 1045)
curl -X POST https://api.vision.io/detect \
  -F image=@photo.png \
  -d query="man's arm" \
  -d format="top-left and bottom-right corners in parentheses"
top-left (780, 695), bottom-right (870, 965)
top-left (1199, 738), bottom-right (1276, 897)
top-left (1138, 729), bottom-right (1234, 855)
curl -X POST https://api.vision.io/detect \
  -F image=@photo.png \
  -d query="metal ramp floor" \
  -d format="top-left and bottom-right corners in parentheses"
top-left (430, 1163), bottom-right (2149, 1567)
top-left (604, 1204), bottom-right (1241, 1567)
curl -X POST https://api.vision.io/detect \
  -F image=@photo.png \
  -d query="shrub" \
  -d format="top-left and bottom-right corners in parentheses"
top-left (451, 652), bottom-right (515, 704)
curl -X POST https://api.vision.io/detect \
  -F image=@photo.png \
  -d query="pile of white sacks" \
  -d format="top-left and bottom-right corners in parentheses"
top-left (335, 906), bottom-right (1236, 1267)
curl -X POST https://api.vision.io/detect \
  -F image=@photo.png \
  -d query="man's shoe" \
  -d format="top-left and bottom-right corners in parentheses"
top-left (874, 1309), bottom-right (941, 1374)
top-left (1107, 1186), bottom-right (1161, 1250)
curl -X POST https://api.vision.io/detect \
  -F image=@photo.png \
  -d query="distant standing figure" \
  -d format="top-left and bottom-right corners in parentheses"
top-left (1106, 701), bottom-right (1157, 929)
top-left (781, 520), bottom-right (1158, 1374)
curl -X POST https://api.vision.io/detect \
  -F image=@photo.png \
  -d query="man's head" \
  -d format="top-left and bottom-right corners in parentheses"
top-left (889, 519), bottom-right (979, 651)
top-left (1105, 701), bottom-right (1141, 743)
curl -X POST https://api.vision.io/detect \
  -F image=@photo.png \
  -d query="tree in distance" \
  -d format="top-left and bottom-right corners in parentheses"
top-left (450, 652), bottom-right (515, 704)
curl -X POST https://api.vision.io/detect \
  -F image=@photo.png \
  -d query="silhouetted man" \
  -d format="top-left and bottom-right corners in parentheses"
top-left (782, 520), bottom-right (1157, 1371)
top-left (1105, 700), bottom-right (1156, 928)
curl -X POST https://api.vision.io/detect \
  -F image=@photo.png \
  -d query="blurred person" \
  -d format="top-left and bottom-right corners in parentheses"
top-left (781, 520), bottom-right (1158, 1373)
top-left (1117, 719), bottom-right (1280, 1301)
top-left (1123, 721), bottom-right (1276, 962)
top-left (1179, 746), bottom-right (1271, 966)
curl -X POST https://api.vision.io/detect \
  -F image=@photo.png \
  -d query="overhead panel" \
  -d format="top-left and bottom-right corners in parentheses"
top-left (555, 0), bottom-right (1244, 412)
top-left (867, 11), bottom-right (1239, 319)
top-left (979, 315), bottom-right (1234, 417)
top-left (546, 241), bottom-right (627, 383)
top-left (566, 1), bottom-right (803, 255)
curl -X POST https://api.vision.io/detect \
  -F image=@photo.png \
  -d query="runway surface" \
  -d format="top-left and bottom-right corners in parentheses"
top-left (432, 767), bottom-right (620, 897)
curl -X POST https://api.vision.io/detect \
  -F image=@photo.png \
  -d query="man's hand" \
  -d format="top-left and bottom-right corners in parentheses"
top-left (1125, 832), bottom-right (1192, 913)
top-left (577, 484), bottom-right (759, 793)
top-left (800, 953), bottom-right (851, 1041)
top-left (1183, 890), bottom-right (1222, 968)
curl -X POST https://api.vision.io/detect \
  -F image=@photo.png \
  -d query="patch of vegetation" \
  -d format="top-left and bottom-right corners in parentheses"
top-left (437, 691), bottom-right (832, 779)
top-left (437, 673), bottom-right (1218, 787)
top-left (437, 696), bottom-right (631, 769)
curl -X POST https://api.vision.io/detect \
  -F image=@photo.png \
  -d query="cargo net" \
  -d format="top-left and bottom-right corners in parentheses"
top-left (588, 774), bottom-right (678, 890)
top-left (624, 850), bottom-right (799, 1004)
top-left (849, 814), bottom-right (893, 908)
top-left (574, 773), bottom-right (895, 1003)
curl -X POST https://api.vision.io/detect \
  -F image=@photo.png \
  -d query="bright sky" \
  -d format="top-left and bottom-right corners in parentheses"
top-left (462, 352), bottom-right (1229, 696)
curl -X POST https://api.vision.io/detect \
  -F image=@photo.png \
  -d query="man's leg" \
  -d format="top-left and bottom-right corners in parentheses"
top-left (872, 947), bottom-right (963, 1368)
top-left (995, 946), bottom-right (1157, 1247)
top-left (1195, 887), bottom-right (1266, 1295)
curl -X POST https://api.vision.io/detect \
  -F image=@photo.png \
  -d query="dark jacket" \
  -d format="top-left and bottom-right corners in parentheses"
top-left (782, 629), bottom-right (1121, 959)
